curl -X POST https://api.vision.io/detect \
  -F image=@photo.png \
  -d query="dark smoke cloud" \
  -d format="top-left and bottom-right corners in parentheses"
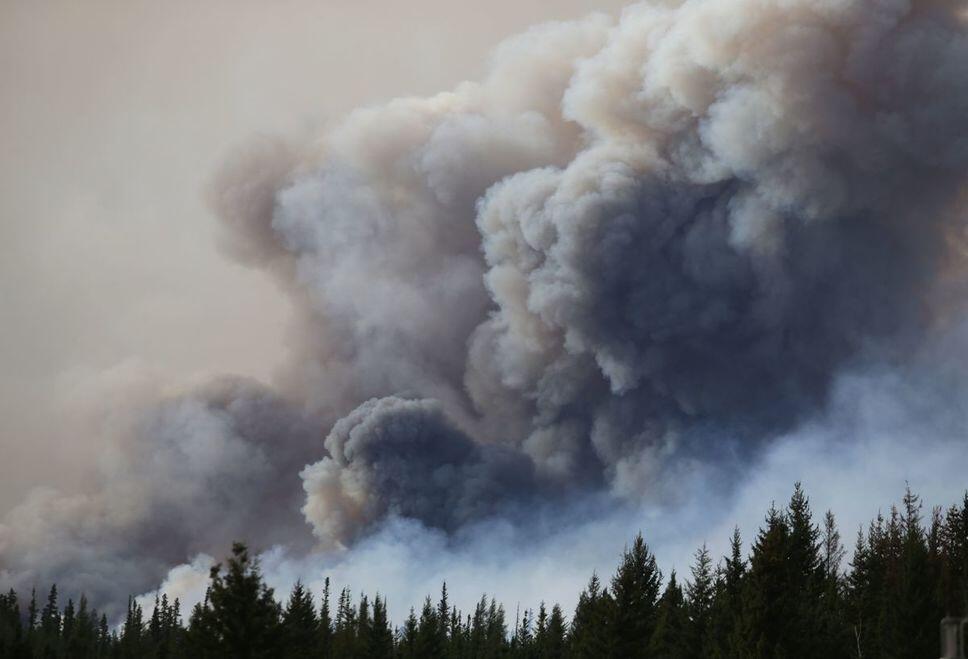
top-left (301, 396), bottom-right (534, 548)
top-left (4, 0), bottom-right (968, 611)
top-left (0, 378), bottom-right (317, 611)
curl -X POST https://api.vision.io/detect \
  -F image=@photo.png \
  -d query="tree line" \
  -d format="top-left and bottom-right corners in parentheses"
top-left (0, 483), bottom-right (965, 658)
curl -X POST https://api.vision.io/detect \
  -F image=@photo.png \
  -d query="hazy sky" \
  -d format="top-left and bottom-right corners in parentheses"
top-left (0, 0), bottom-right (628, 512)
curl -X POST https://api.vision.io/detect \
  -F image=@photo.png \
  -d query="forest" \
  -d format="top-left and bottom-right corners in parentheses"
top-left (0, 484), bottom-right (965, 658)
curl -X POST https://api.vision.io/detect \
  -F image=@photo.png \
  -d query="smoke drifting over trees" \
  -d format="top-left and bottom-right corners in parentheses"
top-left (3, 0), bottom-right (968, 615)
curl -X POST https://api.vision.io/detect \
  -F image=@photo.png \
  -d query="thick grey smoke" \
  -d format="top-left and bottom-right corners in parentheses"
top-left (0, 378), bottom-right (317, 608)
top-left (4, 0), bottom-right (968, 614)
top-left (301, 396), bottom-right (534, 547)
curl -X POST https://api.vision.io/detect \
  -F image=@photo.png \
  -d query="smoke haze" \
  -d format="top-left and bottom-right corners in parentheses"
top-left (2, 0), bottom-right (968, 621)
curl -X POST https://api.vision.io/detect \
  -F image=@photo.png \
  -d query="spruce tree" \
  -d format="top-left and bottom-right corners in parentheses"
top-left (205, 542), bottom-right (282, 658)
top-left (415, 595), bottom-right (446, 658)
top-left (648, 570), bottom-right (689, 657)
top-left (281, 581), bottom-right (318, 658)
top-left (544, 604), bottom-right (567, 659)
top-left (119, 596), bottom-right (146, 658)
top-left (318, 577), bottom-right (334, 658)
top-left (786, 483), bottom-right (824, 658)
top-left (607, 532), bottom-right (662, 658)
top-left (398, 607), bottom-right (419, 659)
top-left (332, 587), bottom-right (358, 657)
top-left (735, 504), bottom-right (792, 658)
top-left (0, 589), bottom-right (25, 658)
top-left (685, 544), bottom-right (714, 658)
top-left (569, 573), bottom-right (610, 658)
top-left (369, 594), bottom-right (394, 658)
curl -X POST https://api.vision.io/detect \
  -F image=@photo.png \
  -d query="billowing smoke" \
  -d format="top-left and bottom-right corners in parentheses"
top-left (4, 0), bottom-right (968, 615)
top-left (0, 378), bottom-right (318, 607)
top-left (301, 396), bottom-right (535, 547)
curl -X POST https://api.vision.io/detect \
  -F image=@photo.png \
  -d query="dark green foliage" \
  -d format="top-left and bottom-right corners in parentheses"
top-left (684, 545), bottom-right (714, 658)
top-left (188, 542), bottom-right (282, 658)
top-left (568, 573), bottom-right (610, 658)
top-left (281, 581), bottom-right (317, 658)
top-left (3, 485), bottom-right (963, 658)
top-left (648, 571), bottom-right (688, 657)
top-left (397, 607), bottom-right (418, 659)
top-left (415, 595), bottom-right (446, 658)
top-left (607, 532), bottom-right (662, 658)
top-left (318, 577), bottom-right (334, 658)
top-left (0, 588), bottom-right (28, 658)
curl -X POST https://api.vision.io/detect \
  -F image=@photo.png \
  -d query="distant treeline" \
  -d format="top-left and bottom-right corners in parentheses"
top-left (0, 483), bottom-right (966, 658)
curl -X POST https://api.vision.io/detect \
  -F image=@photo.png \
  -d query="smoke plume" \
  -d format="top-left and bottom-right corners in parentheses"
top-left (4, 0), bottom-right (968, 616)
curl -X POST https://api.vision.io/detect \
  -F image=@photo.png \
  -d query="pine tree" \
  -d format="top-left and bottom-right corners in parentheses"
top-left (398, 607), bottom-right (418, 659)
top-left (281, 581), bottom-right (318, 658)
top-left (61, 597), bottom-right (76, 649)
top-left (736, 504), bottom-right (792, 658)
top-left (891, 486), bottom-right (937, 657)
top-left (817, 511), bottom-right (850, 658)
top-left (39, 584), bottom-right (61, 656)
top-left (649, 570), bottom-right (688, 657)
top-left (533, 602), bottom-right (549, 657)
top-left (369, 594), bottom-right (394, 658)
top-left (0, 588), bottom-right (25, 658)
top-left (939, 493), bottom-right (968, 616)
top-left (185, 590), bottom-right (218, 657)
top-left (415, 595), bottom-right (446, 658)
top-left (119, 596), bottom-right (146, 658)
top-left (332, 587), bottom-right (358, 657)
top-left (786, 483), bottom-right (825, 658)
top-left (543, 604), bottom-right (567, 659)
top-left (513, 606), bottom-right (534, 655)
top-left (685, 544), bottom-right (714, 658)
top-left (206, 542), bottom-right (282, 658)
top-left (67, 594), bottom-right (96, 658)
top-left (318, 577), bottom-right (334, 658)
top-left (607, 532), bottom-right (662, 658)
top-left (569, 573), bottom-right (610, 658)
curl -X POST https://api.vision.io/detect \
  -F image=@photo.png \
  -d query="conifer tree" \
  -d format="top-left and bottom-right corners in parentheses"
top-left (736, 504), bottom-right (792, 658)
top-left (205, 542), bottom-right (282, 658)
top-left (649, 570), bottom-right (689, 657)
top-left (533, 602), bottom-right (549, 657)
top-left (332, 587), bottom-right (358, 657)
top-left (368, 594), bottom-right (394, 658)
top-left (185, 590), bottom-right (218, 657)
top-left (39, 584), bottom-right (61, 656)
top-left (512, 606), bottom-right (534, 655)
top-left (0, 588), bottom-right (26, 658)
top-left (436, 583), bottom-right (451, 654)
top-left (569, 573), bottom-right (610, 658)
top-left (543, 604), bottom-right (567, 659)
top-left (607, 532), bottom-right (662, 658)
top-left (685, 544), bottom-right (714, 658)
top-left (817, 511), bottom-right (850, 658)
top-left (939, 493), bottom-right (968, 616)
top-left (281, 581), bottom-right (318, 658)
top-left (61, 598), bottom-right (75, 650)
top-left (119, 596), bottom-right (146, 658)
top-left (786, 484), bottom-right (825, 658)
top-left (415, 595), bottom-right (446, 658)
top-left (702, 532), bottom-right (743, 658)
top-left (891, 486), bottom-right (937, 657)
top-left (318, 577), bottom-right (334, 658)
top-left (398, 607), bottom-right (419, 659)
top-left (0, 483), bottom-right (961, 659)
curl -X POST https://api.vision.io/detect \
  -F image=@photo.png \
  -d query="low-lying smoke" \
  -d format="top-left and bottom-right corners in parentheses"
top-left (4, 0), bottom-right (968, 616)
